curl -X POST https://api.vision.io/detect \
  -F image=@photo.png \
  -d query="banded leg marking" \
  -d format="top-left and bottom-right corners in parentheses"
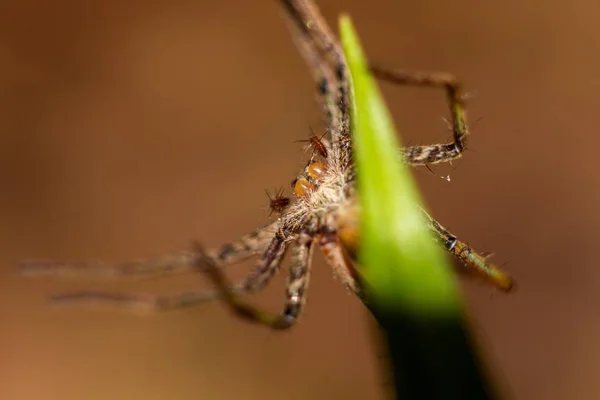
top-left (371, 66), bottom-right (470, 166)
top-left (424, 211), bottom-right (514, 292)
top-left (194, 232), bottom-right (312, 330)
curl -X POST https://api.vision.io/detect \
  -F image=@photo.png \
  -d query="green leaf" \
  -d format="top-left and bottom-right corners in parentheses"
top-left (339, 15), bottom-right (501, 399)
top-left (339, 15), bottom-right (460, 317)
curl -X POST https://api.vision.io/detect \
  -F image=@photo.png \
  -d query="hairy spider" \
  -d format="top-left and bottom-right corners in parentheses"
top-left (20, 0), bottom-right (513, 329)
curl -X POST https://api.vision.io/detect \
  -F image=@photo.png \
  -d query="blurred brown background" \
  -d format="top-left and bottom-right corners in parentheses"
top-left (1, 0), bottom-right (598, 399)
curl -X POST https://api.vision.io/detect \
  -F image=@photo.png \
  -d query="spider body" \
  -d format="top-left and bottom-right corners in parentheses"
top-left (20, 0), bottom-right (513, 329)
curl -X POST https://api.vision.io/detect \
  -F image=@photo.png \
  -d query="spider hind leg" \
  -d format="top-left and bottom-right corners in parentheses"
top-left (192, 232), bottom-right (313, 330)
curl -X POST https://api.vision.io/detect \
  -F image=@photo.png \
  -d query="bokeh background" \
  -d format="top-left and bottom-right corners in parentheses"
top-left (1, 0), bottom-right (599, 399)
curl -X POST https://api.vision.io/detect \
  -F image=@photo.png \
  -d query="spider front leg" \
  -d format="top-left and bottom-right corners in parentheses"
top-left (195, 232), bottom-right (313, 330)
top-left (281, 0), bottom-right (353, 172)
top-left (370, 65), bottom-right (469, 166)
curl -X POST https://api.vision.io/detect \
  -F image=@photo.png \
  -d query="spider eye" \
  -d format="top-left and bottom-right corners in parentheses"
top-left (293, 178), bottom-right (314, 198)
top-left (306, 161), bottom-right (326, 182)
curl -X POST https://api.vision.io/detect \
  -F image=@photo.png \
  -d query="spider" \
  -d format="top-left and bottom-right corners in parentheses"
top-left (295, 127), bottom-right (329, 159)
top-left (19, 0), bottom-right (514, 329)
top-left (265, 188), bottom-right (291, 217)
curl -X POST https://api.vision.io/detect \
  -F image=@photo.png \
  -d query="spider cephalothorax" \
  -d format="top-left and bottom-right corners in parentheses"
top-left (20, 0), bottom-right (513, 329)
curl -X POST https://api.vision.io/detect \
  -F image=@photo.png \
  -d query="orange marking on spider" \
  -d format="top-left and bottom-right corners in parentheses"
top-left (291, 177), bottom-right (314, 199)
top-left (305, 161), bottom-right (326, 184)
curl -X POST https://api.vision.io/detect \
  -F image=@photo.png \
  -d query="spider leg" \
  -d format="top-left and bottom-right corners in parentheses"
top-left (284, 19), bottom-right (337, 154)
top-left (370, 66), bottom-right (469, 167)
top-left (194, 232), bottom-right (313, 330)
top-left (423, 210), bottom-right (514, 292)
top-left (336, 203), bottom-right (513, 292)
top-left (47, 285), bottom-right (247, 315)
top-left (281, 1), bottom-right (353, 176)
top-left (41, 230), bottom-right (289, 313)
top-left (18, 221), bottom-right (279, 280)
top-left (22, 223), bottom-right (286, 313)
top-left (319, 233), bottom-right (363, 299)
